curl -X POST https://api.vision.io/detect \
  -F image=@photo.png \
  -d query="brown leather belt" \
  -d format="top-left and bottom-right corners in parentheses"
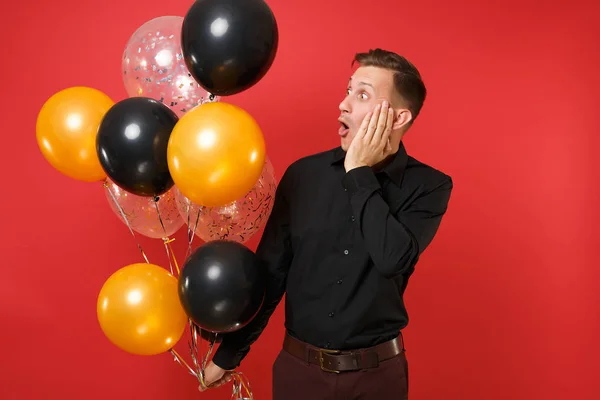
top-left (282, 333), bottom-right (404, 373)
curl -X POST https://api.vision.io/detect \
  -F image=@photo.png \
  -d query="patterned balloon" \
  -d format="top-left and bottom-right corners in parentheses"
top-left (104, 178), bottom-right (184, 239)
top-left (175, 158), bottom-right (276, 243)
top-left (122, 16), bottom-right (219, 117)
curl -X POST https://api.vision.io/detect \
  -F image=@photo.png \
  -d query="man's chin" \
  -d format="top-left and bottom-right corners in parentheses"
top-left (340, 136), bottom-right (351, 151)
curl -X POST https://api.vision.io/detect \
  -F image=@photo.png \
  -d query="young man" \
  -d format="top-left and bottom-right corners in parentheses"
top-left (200, 49), bottom-right (453, 399)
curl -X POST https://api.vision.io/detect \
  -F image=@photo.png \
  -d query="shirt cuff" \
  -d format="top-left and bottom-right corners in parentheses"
top-left (341, 166), bottom-right (380, 196)
top-left (211, 342), bottom-right (244, 371)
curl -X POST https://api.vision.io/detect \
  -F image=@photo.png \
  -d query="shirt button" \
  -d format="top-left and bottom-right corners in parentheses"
top-left (328, 312), bottom-right (335, 317)
top-left (337, 279), bottom-right (343, 284)
top-left (351, 216), bottom-right (355, 222)
top-left (344, 249), bottom-right (349, 255)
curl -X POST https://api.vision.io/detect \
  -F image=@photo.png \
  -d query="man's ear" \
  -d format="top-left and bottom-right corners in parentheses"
top-left (392, 109), bottom-right (412, 130)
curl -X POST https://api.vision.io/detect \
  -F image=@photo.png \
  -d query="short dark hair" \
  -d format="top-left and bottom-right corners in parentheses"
top-left (353, 49), bottom-right (427, 123)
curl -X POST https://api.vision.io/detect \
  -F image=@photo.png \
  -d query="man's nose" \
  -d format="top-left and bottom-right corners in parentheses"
top-left (339, 97), bottom-right (350, 113)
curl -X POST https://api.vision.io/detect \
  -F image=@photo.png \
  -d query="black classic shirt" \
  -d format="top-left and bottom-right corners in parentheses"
top-left (213, 143), bottom-right (453, 370)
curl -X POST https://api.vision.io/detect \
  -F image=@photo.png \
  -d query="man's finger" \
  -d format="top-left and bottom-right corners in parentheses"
top-left (356, 111), bottom-right (373, 139)
top-left (212, 377), bottom-right (231, 388)
top-left (373, 102), bottom-right (389, 143)
top-left (364, 104), bottom-right (380, 143)
top-left (380, 107), bottom-right (394, 147)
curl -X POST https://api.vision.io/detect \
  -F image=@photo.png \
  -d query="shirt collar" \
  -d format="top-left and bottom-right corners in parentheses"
top-left (330, 142), bottom-right (409, 186)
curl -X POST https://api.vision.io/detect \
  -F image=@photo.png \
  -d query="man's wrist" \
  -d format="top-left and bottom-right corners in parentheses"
top-left (212, 358), bottom-right (234, 372)
top-left (341, 165), bottom-right (380, 196)
top-left (344, 162), bottom-right (367, 172)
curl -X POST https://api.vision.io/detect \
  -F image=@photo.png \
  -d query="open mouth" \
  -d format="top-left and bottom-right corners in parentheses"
top-left (339, 121), bottom-right (349, 136)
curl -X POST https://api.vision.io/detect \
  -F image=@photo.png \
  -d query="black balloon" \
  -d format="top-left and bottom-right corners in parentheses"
top-left (178, 240), bottom-right (266, 333)
top-left (96, 97), bottom-right (178, 197)
top-left (181, 0), bottom-right (279, 96)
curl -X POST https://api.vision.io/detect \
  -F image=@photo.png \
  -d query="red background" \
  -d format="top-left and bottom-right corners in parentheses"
top-left (1, 0), bottom-right (599, 399)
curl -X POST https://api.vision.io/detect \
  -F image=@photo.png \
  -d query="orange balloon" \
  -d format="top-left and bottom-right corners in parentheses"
top-left (96, 263), bottom-right (188, 356)
top-left (36, 87), bottom-right (114, 182)
top-left (167, 102), bottom-right (266, 207)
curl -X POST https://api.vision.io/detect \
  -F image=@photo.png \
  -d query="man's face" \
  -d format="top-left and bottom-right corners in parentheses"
top-left (338, 66), bottom-right (399, 151)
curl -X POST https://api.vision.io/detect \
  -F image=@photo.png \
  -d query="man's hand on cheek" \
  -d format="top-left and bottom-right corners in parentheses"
top-left (344, 100), bottom-right (394, 172)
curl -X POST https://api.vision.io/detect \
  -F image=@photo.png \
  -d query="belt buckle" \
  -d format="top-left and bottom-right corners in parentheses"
top-left (318, 348), bottom-right (341, 373)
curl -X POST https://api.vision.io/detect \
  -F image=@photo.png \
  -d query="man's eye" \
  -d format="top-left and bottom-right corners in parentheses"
top-left (359, 92), bottom-right (368, 99)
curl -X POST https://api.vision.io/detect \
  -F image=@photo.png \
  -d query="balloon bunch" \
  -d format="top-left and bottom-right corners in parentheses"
top-left (35, 1), bottom-right (278, 398)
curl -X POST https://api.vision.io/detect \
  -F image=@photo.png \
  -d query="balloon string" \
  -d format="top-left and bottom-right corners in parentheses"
top-left (189, 320), bottom-right (200, 373)
top-left (153, 196), bottom-right (168, 236)
top-left (185, 202), bottom-right (202, 260)
top-left (187, 322), bottom-right (218, 389)
top-left (202, 332), bottom-right (216, 374)
top-left (167, 239), bottom-right (180, 275)
top-left (162, 237), bottom-right (180, 276)
top-left (170, 322), bottom-right (207, 386)
top-left (153, 196), bottom-right (181, 276)
top-left (103, 181), bottom-right (149, 264)
top-left (188, 320), bottom-right (208, 387)
top-left (176, 320), bottom-right (252, 398)
top-left (170, 349), bottom-right (198, 378)
top-left (231, 372), bottom-right (253, 400)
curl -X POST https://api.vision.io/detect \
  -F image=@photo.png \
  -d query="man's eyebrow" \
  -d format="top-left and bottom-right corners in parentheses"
top-left (348, 79), bottom-right (374, 88)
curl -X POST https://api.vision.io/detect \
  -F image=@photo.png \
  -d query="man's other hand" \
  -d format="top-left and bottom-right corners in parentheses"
top-left (198, 361), bottom-right (233, 391)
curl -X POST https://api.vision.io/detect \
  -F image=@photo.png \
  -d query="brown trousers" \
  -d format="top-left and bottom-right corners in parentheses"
top-left (272, 343), bottom-right (409, 400)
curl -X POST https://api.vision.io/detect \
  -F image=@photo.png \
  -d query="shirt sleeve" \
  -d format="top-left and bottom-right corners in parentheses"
top-left (211, 167), bottom-right (294, 370)
top-left (342, 166), bottom-right (453, 279)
